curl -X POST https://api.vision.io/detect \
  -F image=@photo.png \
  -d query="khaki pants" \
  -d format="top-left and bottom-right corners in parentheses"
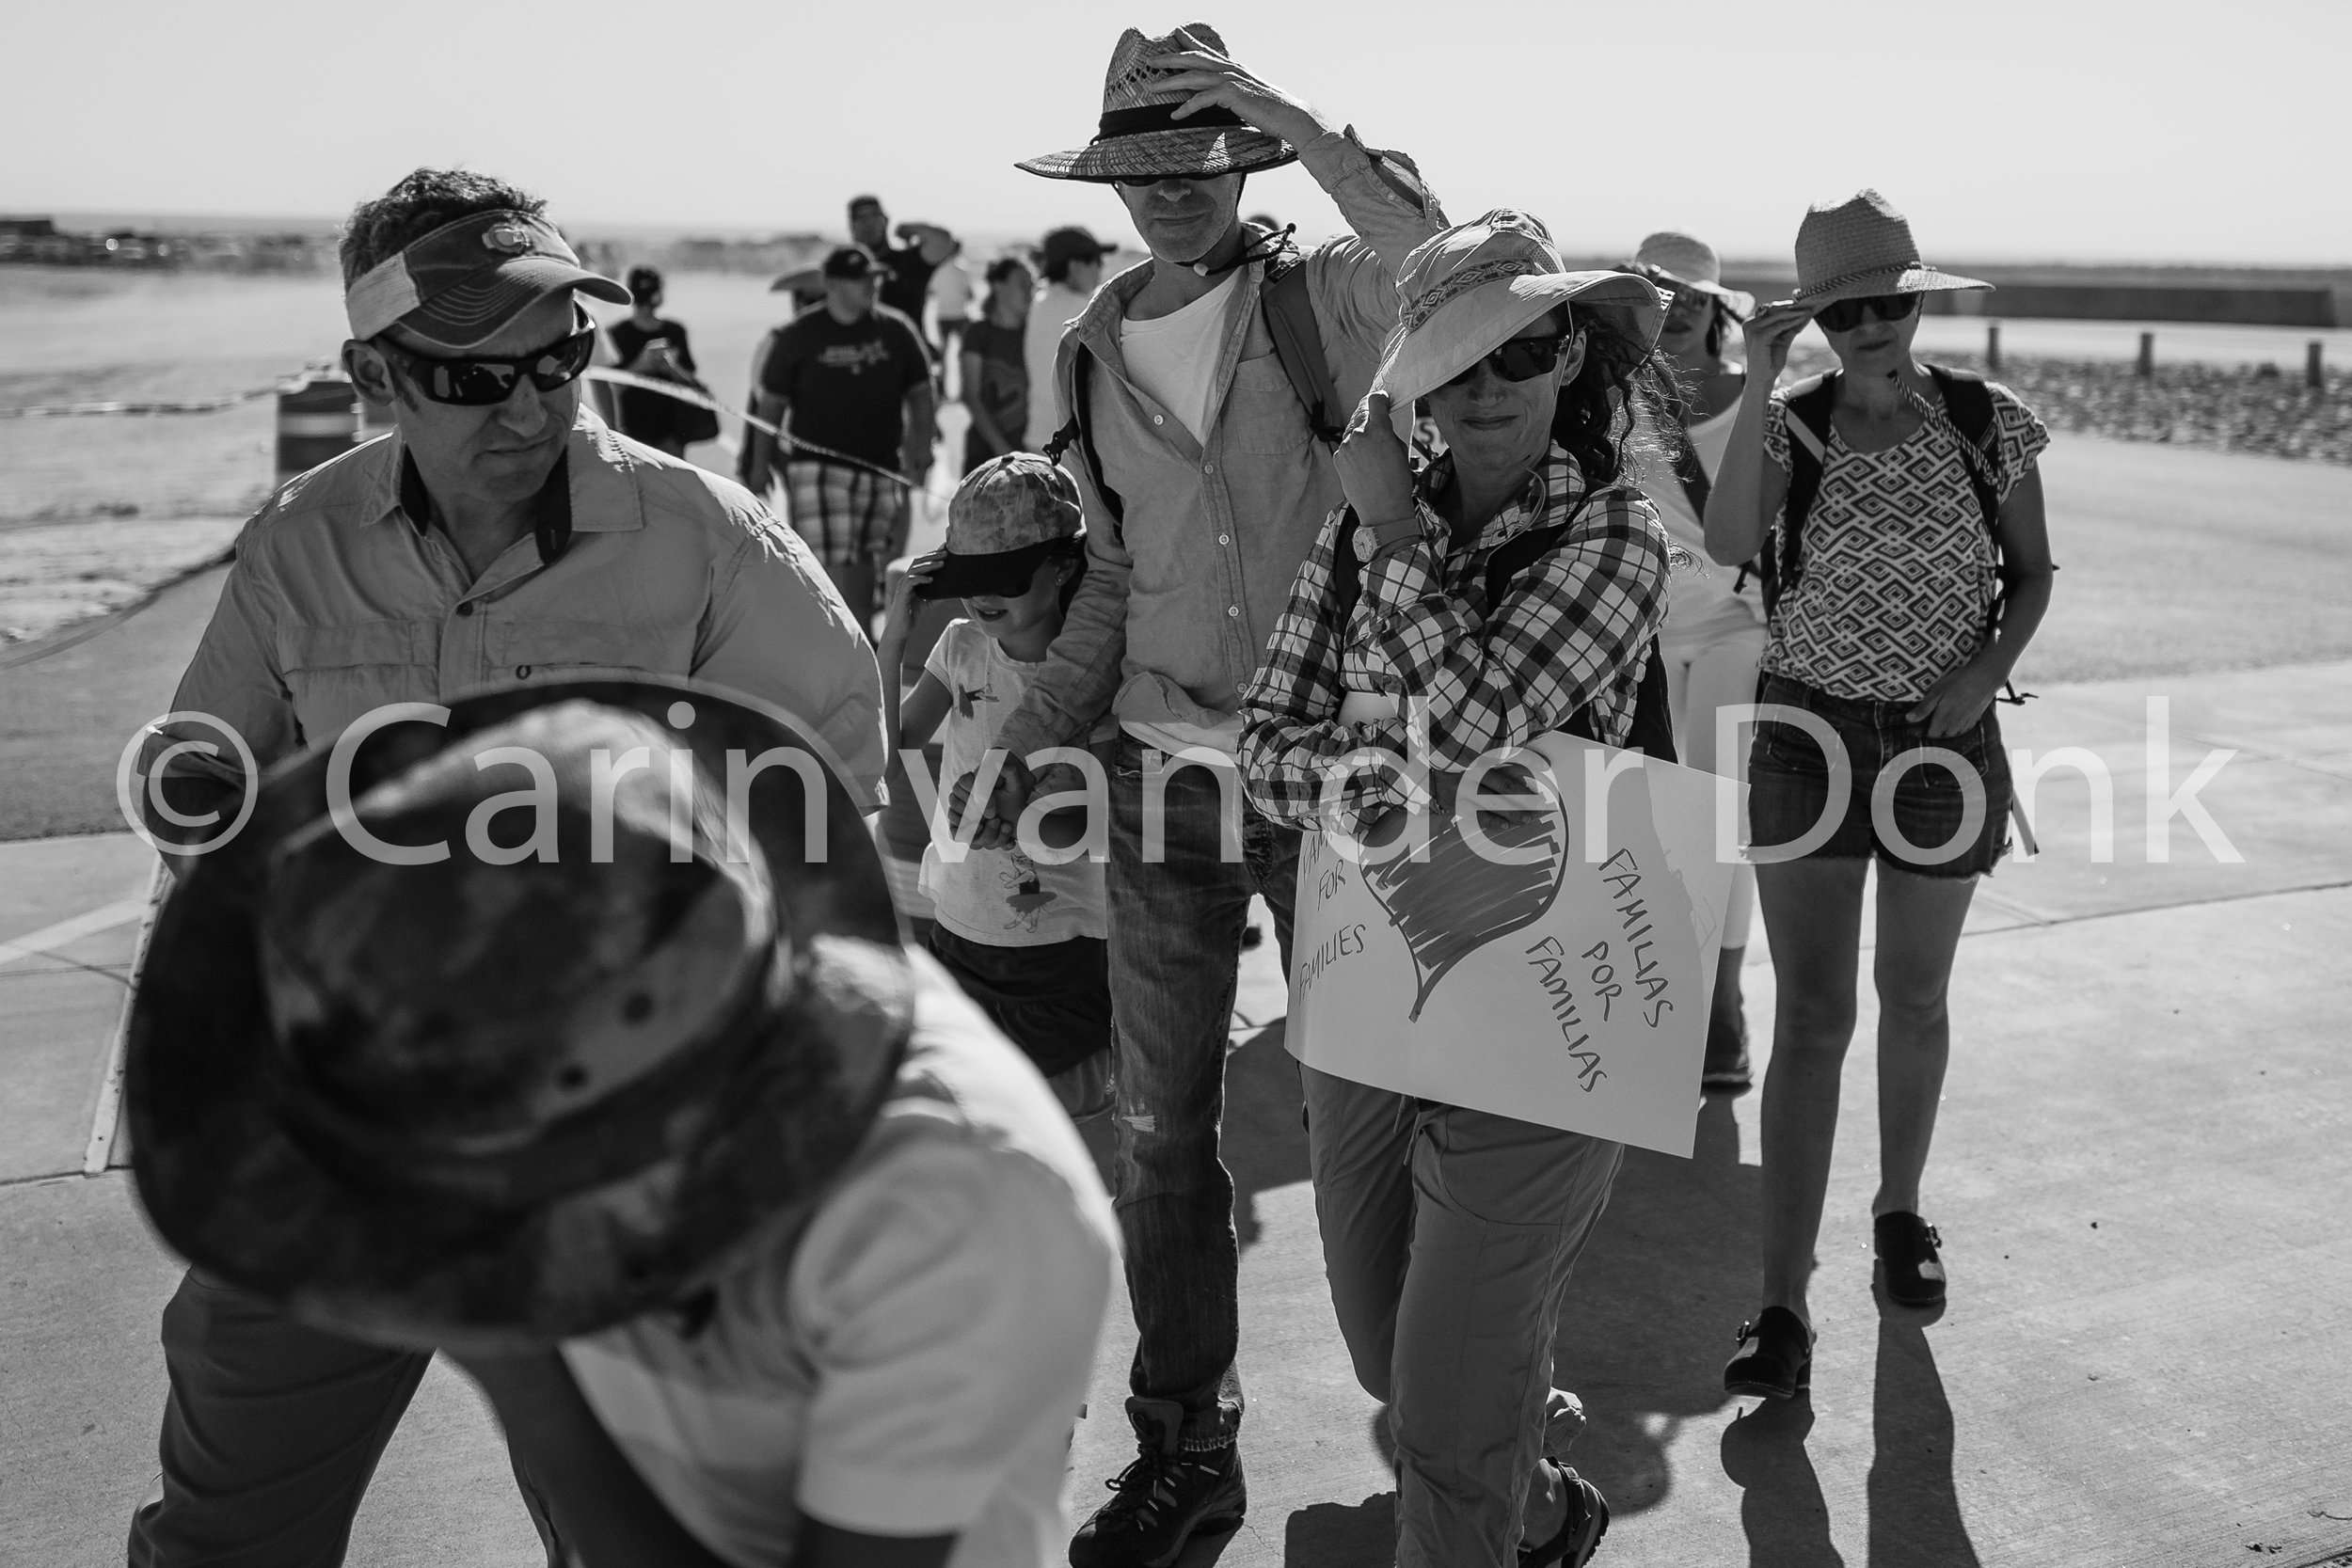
top-left (1302, 1065), bottom-right (1623, 1567)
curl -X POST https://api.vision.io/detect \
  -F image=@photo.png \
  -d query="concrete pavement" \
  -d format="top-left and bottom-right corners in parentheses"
top-left (7, 660), bottom-right (2346, 1565)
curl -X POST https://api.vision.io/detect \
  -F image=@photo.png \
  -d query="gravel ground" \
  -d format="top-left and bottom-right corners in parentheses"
top-left (1783, 342), bottom-right (2352, 465)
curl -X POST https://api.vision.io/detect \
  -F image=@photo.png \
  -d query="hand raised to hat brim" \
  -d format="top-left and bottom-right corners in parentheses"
top-left (1334, 390), bottom-right (1420, 548)
top-left (1741, 299), bottom-right (1817, 382)
top-left (1145, 47), bottom-right (1328, 151)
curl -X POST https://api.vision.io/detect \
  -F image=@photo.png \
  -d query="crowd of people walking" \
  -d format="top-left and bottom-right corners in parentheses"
top-left (124, 18), bottom-right (2051, 1568)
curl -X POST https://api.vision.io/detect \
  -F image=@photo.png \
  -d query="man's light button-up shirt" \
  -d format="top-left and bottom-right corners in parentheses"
top-left (150, 416), bottom-right (887, 812)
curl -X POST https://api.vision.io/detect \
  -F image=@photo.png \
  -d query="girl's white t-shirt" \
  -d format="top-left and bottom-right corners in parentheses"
top-left (1640, 400), bottom-right (1765, 647)
top-left (919, 620), bottom-right (1107, 946)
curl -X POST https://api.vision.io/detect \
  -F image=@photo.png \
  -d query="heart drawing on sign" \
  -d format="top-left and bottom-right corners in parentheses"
top-left (1360, 804), bottom-right (1569, 1022)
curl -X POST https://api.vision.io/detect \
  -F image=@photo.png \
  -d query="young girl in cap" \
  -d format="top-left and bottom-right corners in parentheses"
top-left (1629, 230), bottom-right (1767, 1094)
top-left (880, 451), bottom-right (1114, 1121)
top-left (1705, 190), bottom-right (2056, 1398)
top-left (1239, 209), bottom-right (1674, 1568)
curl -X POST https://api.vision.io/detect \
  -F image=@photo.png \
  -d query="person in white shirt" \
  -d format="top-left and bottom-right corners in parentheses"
top-left (930, 244), bottom-right (976, 363)
top-left (1629, 230), bottom-right (1765, 1092)
top-left (1023, 227), bottom-right (1108, 450)
top-left (125, 674), bottom-right (1118, 1568)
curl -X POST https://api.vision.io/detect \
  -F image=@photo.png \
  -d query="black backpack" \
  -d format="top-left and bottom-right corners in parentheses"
top-left (1041, 235), bottom-right (1340, 521)
top-left (1325, 505), bottom-right (1678, 765)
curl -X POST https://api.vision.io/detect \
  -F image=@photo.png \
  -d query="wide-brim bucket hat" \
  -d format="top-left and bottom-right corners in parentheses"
top-left (1374, 209), bottom-right (1665, 408)
top-left (1629, 230), bottom-right (1755, 322)
top-left (1016, 23), bottom-right (1297, 184)
top-left (127, 675), bottom-right (912, 1353)
top-left (1791, 189), bottom-right (1991, 307)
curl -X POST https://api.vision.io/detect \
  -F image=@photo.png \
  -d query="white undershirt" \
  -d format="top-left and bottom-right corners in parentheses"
top-left (1117, 271), bottom-right (1240, 445)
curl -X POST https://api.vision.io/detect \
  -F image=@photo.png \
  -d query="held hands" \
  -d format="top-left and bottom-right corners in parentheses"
top-left (1907, 659), bottom-right (2008, 737)
top-left (1333, 391), bottom-right (1419, 542)
top-left (1147, 43), bottom-right (1326, 149)
top-left (1740, 300), bottom-right (1817, 383)
top-left (946, 752), bottom-right (1035, 852)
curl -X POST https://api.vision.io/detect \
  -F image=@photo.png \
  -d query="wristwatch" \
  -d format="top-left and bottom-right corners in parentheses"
top-left (1353, 509), bottom-right (1425, 564)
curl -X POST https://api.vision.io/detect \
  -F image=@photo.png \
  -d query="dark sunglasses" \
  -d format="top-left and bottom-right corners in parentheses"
top-left (1445, 331), bottom-right (1575, 388)
top-left (376, 325), bottom-right (598, 406)
top-left (1812, 293), bottom-right (1921, 333)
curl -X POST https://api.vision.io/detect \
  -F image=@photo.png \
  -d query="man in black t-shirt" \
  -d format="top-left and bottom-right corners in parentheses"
top-left (740, 245), bottom-right (934, 626)
top-left (848, 194), bottom-right (957, 324)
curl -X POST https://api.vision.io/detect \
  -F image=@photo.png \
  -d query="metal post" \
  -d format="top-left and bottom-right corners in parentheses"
top-left (2310, 341), bottom-right (2326, 391)
top-left (1987, 323), bottom-right (2002, 374)
top-left (2137, 332), bottom-right (2155, 379)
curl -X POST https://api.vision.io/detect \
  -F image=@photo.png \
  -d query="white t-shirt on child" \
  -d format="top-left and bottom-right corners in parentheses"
top-left (919, 619), bottom-right (1107, 946)
top-left (561, 957), bottom-right (1119, 1568)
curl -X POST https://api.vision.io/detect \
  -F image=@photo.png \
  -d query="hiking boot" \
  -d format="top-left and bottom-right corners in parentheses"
top-left (1874, 1212), bottom-right (1947, 1307)
top-left (1520, 1461), bottom-right (1610, 1566)
top-left (1069, 1402), bottom-right (1245, 1568)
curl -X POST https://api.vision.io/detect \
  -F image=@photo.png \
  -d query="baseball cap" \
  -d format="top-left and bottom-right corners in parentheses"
top-left (820, 245), bottom-right (877, 281)
top-left (1040, 227), bottom-right (1108, 271)
top-left (344, 209), bottom-right (628, 351)
top-left (918, 452), bottom-right (1085, 600)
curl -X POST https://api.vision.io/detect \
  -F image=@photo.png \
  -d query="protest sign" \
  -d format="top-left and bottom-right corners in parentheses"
top-left (1286, 729), bottom-right (1738, 1158)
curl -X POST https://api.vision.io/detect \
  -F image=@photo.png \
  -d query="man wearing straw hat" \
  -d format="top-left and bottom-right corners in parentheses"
top-left (125, 166), bottom-right (888, 1566)
top-left (125, 673), bottom-right (1118, 1568)
top-left (949, 23), bottom-right (1447, 1563)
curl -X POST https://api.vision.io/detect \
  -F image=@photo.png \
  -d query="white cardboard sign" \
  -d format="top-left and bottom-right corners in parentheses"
top-left (1285, 730), bottom-right (1739, 1159)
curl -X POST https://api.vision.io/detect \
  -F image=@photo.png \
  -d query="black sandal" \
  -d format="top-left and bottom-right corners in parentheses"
top-left (1874, 1212), bottom-right (1947, 1307)
top-left (1519, 1461), bottom-right (1610, 1566)
top-left (1724, 1307), bottom-right (1813, 1400)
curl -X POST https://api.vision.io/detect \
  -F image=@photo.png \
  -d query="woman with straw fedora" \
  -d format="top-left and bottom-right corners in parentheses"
top-left (1626, 230), bottom-right (1766, 1094)
top-left (126, 675), bottom-right (1119, 1568)
top-left (1705, 190), bottom-right (2055, 1400)
top-left (1239, 210), bottom-right (1675, 1568)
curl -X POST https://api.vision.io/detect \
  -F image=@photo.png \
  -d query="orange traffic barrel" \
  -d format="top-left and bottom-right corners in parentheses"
top-left (276, 375), bottom-right (358, 483)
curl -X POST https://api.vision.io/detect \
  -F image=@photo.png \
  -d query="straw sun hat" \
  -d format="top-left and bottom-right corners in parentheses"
top-left (1791, 189), bottom-right (1990, 306)
top-left (128, 676), bottom-right (911, 1351)
top-left (1373, 209), bottom-right (1665, 408)
top-left (1016, 22), bottom-right (1298, 184)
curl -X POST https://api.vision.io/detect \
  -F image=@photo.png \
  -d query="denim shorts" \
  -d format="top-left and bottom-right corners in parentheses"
top-left (1747, 672), bottom-right (2011, 879)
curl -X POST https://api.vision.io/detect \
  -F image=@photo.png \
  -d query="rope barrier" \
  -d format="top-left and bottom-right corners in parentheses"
top-left (586, 367), bottom-right (961, 502)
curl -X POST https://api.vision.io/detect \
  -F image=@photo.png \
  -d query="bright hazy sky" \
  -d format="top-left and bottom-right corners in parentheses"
top-left (8, 0), bottom-right (2346, 264)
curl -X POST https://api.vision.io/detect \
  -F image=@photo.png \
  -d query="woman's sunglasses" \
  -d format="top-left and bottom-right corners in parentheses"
top-left (1812, 293), bottom-right (1922, 333)
top-left (1445, 331), bottom-right (1576, 388)
top-left (377, 325), bottom-right (599, 406)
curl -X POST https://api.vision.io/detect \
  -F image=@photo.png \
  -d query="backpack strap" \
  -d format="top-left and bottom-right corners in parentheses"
top-left (1040, 346), bottom-right (1122, 524)
top-left (1768, 371), bottom-right (1840, 617)
top-left (1923, 363), bottom-right (2002, 539)
top-left (1259, 248), bottom-right (1344, 449)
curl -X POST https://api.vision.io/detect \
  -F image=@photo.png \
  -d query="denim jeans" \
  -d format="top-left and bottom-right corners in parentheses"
top-left (1096, 734), bottom-right (1298, 1449)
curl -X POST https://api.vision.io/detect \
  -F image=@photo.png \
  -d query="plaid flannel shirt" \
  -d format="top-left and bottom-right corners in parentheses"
top-left (1237, 446), bottom-right (1668, 842)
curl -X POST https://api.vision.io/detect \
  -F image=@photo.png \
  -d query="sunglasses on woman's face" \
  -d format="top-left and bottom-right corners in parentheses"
top-left (1812, 293), bottom-right (1922, 333)
top-left (378, 325), bottom-right (599, 406)
top-left (1444, 331), bottom-right (1575, 388)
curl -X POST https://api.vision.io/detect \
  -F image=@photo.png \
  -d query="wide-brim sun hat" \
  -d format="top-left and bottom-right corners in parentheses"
top-left (1791, 189), bottom-right (1991, 307)
top-left (1373, 209), bottom-right (1665, 409)
top-left (127, 675), bottom-right (911, 1352)
top-left (1629, 230), bottom-right (1756, 322)
top-left (1016, 23), bottom-right (1297, 184)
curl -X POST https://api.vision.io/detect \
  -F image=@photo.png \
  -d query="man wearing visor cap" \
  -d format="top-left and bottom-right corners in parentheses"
top-left (125, 166), bottom-right (886, 1567)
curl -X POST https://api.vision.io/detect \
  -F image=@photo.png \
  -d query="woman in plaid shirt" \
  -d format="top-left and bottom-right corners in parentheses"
top-left (1236, 213), bottom-right (1671, 1568)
